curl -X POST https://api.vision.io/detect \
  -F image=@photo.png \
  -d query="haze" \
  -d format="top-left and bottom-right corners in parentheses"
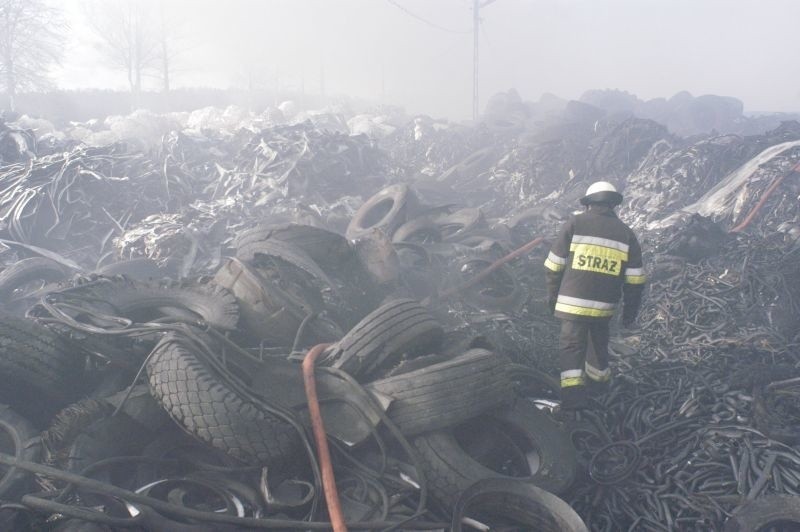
top-left (55, 0), bottom-right (800, 119)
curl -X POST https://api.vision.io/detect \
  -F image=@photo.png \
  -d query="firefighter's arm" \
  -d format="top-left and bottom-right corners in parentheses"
top-left (543, 219), bottom-right (573, 312)
top-left (622, 234), bottom-right (646, 326)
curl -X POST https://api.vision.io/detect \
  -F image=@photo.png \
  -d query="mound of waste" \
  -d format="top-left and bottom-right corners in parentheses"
top-left (0, 103), bottom-right (799, 530)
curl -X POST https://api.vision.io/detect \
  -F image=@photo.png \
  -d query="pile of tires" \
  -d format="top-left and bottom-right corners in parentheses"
top-left (346, 184), bottom-right (528, 310)
top-left (316, 296), bottom-right (578, 511)
top-left (0, 194), bottom-right (572, 525)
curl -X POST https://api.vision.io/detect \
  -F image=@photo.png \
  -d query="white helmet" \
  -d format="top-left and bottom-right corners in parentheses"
top-left (580, 181), bottom-right (623, 206)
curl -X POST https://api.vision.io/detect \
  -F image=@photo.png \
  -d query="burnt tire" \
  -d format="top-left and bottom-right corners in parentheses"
top-left (437, 148), bottom-right (495, 185)
top-left (94, 258), bottom-right (177, 280)
top-left (724, 494), bottom-right (800, 531)
top-left (366, 349), bottom-right (513, 436)
top-left (0, 257), bottom-right (69, 301)
top-left (236, 239), bottom-right (338, 295)
top-left (324, 299), bottom-right (443, 380)
top-left (60, 279), bottom-right (239, 331)
top-left (436, 208), bottom-right (486, 243)
top-left (413, 399), bottom-right (578, 509)
top-left (451, 478), bottom-right (588, 532)
top-left (0, 313), bottom-right (81, 418)
top-left (453, 258), bottom-right (524, 311)
top-left (0, 404), bottom-right (40, 500)
top-left (391, 216), bottom-right (442, 244)
top-left (233, 223), bottom-right (352, 268)
top-left (146, 334), bottom-right (298, 465)
top-left (508, 364), bottom-right (560, 400)
top-left (346, 184), bottom-right (416, 241)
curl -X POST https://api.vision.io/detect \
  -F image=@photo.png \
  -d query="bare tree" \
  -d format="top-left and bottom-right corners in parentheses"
top-left (84, 0), bottom-right (160, 106)
top-left (0, 0), bottom-right (65, 111)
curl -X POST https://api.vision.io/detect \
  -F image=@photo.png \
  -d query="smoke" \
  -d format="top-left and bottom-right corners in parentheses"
top-left (52, 0), bottom-right (800, 119)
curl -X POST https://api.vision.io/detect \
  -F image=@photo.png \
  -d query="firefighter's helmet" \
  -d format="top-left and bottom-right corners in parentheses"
top-left (580, 181), bottom-right (623, 206)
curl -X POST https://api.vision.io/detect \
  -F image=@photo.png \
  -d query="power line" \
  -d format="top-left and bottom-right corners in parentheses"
top-left (386, 0), bottom-right (471, 34)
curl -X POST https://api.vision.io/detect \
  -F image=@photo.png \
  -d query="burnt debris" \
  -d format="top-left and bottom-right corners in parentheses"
top-left (0, 102), bottom-right (799, 531)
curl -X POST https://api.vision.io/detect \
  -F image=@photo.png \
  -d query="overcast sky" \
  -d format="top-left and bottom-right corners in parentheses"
top-left (54, 0), bottom-right (800, 119)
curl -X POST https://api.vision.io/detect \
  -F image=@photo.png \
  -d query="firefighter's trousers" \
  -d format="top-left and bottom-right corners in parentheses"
top-left (559, 319), bottom-right (611, 406)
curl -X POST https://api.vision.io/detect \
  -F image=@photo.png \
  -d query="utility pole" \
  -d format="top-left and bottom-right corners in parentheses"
top-left (472, 0), bottom-right (479, 121)
top-left (473, 0), bottom-right (499, 121)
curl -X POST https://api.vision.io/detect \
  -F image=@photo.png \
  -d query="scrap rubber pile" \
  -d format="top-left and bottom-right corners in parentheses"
top-left (0, 108), bottom-right (799, 530)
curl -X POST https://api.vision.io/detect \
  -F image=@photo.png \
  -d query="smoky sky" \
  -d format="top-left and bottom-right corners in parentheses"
top-left (55, 0), bottom-right (800, 119)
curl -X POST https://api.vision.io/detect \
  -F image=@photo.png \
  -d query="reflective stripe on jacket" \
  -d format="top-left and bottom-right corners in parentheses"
top-left (544, 206), bottom-right (645, 321)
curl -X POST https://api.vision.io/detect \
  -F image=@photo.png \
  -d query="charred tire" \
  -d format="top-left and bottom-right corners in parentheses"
top-left (233, 223), bottom-right (352, 267)
top-left (0, 313), bottom-right (81, 417)
top-left (436, 208), bottom-right (487, 243)
top-left (346, 184), bottom-right (415, 241)
top-left (454, 258), bottom-right (524, 311)
top-left (73, 279), bottom-right (239, 331)
top-left (366, 349), bottom-right (513, 436)
top-left (451, 478), bottom-right (588, 532)
top-left (437, 148), bottom-right (495, 184)
top-left (236, 239), bottom-right (338, 295)
top-left (391, 216), bottom-right (442, 244)
top-left (0, 257), bottom-right (69, 301)
top-left (147, 334), bottom-right (298, 465)
top-left (50, 521), bottom-right (114, 532)
top-left (213, 258), bottom-right (343, 347)
top-left (0, 404), bottom-right (40, 499)
top-left (508, 364), bottom-right (560, 400)
top-left (136, 427), bottom-right (241, 486)
top-left (413, 399), bottom-right (578, 509)
top-left (325, 299), bottom-right (444, 380)
top-left (94, 258), bottom-right (176, 280)
top-left (724, 494), bottom-right (800, 531)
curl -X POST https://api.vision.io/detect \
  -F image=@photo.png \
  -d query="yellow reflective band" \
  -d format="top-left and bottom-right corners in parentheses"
top-left (625, 275), bottom-right (646, 285)
top-left (569, 243), bottom-right (628, 276)
top-left (544, 258), bottom-right (565, 272)
top-left (555, 302), bottom-right (615, 317)
top-left (561, 377), bottom-right (585, 388)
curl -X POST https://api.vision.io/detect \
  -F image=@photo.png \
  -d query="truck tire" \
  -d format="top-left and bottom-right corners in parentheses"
top-left (236, 239), bottom-right (338, 296)
top-left (0, 313), bottom-right (81, 418)
top-left (346, 184), bottom-right (415, 241)
top-left (413, 399), bottom-right (577, 509)
top-left (234, 223), bottom-right (352, 268)
top-left (0, 257), bottom-right (69, 301)
top-left (366, 349), bottom-right (513, 436)
top-left (0, 404), bottom-right (40, 499)
top-left (391, 216), bottom-right (442, 244)
top-left (58, 279), bottom-right (239, 331)
top-left (453, 258), bottom-right (524, 311)
top-left (451, 478), bottom-right (588, 532)
top-left (323, 298), bottom-right (443, 380)
top-left (724, 494), bottom-right (800, 531)
top-left (147, 334), bottom-right (298, 465)
top-left (94, 258), bottom-right (178, 280)
top-left (436, 208), bottom-right (486, 243)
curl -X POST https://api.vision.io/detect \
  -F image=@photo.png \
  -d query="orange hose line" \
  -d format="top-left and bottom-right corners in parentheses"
top-left (432, 236), bottom-right (546, 303)
top-left (302, 342), bottom-right (348, 532)
top-left (730, 161), bottom-right (800, 233)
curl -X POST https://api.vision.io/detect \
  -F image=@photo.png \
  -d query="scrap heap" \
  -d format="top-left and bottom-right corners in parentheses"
top-left (0, 101), bottom-right (799, 530)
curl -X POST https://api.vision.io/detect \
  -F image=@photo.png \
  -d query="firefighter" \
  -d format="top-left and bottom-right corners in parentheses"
top-left (544, 181), bottom-right (645, 410)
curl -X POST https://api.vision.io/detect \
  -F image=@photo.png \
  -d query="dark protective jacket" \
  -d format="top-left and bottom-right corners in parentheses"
top-left (544, 205), bottom-right (645, 321)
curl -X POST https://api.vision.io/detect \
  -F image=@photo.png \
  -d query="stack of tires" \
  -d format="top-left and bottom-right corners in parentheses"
top-left (319, 297), bottom-right (578, 511)
top-left (345, 184), bottom-right (526, 311)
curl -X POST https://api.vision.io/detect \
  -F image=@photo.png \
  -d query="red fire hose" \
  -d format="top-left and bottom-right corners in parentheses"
top-left (730, 161), bottom-right (800, 233)
top-left (427, 236), bottom-right (546, 304)
top-left (302, 342), bottom-right (348, 532)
